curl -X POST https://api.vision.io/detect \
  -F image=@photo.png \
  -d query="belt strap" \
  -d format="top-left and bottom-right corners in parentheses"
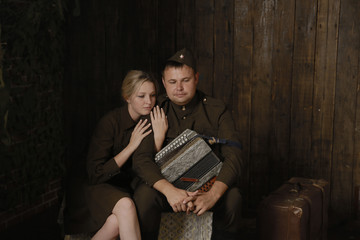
top-left (193, 134), bottom-right (242, 149)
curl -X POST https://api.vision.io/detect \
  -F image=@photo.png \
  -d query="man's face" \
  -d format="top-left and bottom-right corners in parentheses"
top-left (162, 65), bottom-right (199, 106)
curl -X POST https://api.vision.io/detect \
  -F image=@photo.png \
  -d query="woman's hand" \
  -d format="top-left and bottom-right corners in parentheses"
top-left (150, 106), bottom-right (168, 152)
top-left (128, 119), bottom-right (152, 152)
top-left (113, 119), bottom-right (151, 168)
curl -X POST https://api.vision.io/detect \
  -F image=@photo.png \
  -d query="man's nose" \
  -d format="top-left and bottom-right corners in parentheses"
top-left (176, 82), bottom-right (183, 90)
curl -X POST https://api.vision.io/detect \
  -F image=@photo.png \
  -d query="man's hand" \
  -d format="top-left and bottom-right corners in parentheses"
top-left (183, 191), bottom-right (199, 214)
top-left (154, 179), bottom-right (193, 213)
top-left (192, 181), bottom-right (228, 216)
top-left (165, 187), bottom-right (190, 212)
top-left (192, 191), bottom-right (218, 215)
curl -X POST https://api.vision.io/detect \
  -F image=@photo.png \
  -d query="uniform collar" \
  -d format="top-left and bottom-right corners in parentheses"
top-left (170, 91), bottom-right (200, 113)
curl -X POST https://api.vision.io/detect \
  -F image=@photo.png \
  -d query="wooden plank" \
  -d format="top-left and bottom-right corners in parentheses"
top-left (157, 0), bottom-right (177, 92)
top-left (354, 46), bottom-right (360, 217)
top-left (311, 0), bottom-right (340, 180)
top-left (104, 1), bottom-right (129, 110)
top-left (64, 0), bottom-right (106, 170)
top-left (354, 51), bottom-right (360, 219)
top-left (195, 0), bottom-right (214, 96)
top-left (289, 0), bottom-right (317, 178)
top-left (332, 0), bottom-right (360, 222)
top-left (176, 0), bottom-right (195, 52)
top-left (268, 0), bottom-right (295, 191)
top-left (213, 0), bottom-right (233, 108)
top-left (86, 1), bottom-right (107, 126)
top-left (249, 0), bottom-right (274, 204)
top-left (233, 0), bottom-right (253, 210)
top-left (138, 0), bottom-right (159, 75)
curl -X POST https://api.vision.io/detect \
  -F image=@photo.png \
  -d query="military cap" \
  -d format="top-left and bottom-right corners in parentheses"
top-left (167, 48), bottom-right (196, 70)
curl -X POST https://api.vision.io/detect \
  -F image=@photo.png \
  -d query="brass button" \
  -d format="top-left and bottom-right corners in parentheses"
top-left (182, 116), bottom-right (186, 120)
top-left (203, 98), bottom-right (207, 102)
top-left (182, 106), bottom-right (186, 111)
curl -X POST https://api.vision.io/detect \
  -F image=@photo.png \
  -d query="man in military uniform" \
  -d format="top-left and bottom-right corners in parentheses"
top-left (132, 48), bottom-right (243, 240)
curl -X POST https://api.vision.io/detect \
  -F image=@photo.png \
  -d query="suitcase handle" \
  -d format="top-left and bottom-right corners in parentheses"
top-left (288, 182), bottom-right (302, 194)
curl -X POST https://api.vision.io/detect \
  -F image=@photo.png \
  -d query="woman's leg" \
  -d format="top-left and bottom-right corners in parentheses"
top-left (91, 214), bottom-right (119, 240)
top-left (112, 197), bottom-right (141, 240)
top-left (91, 197), bottom-right (140, 240)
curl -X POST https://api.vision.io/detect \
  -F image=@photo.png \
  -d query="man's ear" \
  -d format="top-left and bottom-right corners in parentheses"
top-left (195, 72), bottom-right (199, 85)
top-left (162, 77), bottom-right (166, 87)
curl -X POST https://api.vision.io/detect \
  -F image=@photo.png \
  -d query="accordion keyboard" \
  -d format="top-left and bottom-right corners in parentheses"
top-left (155, 129), bottom-right (198, 166)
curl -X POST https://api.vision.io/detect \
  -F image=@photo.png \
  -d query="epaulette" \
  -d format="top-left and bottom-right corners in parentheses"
top-left (201, 95), bottom-right (225, 107)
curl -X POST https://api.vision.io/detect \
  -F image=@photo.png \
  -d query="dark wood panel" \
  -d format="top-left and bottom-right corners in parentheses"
top-left (86, 1), bottom-right (107, 127)
top-left (311, 0), bottom-right (340, 180)
top-left (63, 0), bottom-right (360, 222)
top-left (233, 0), bottom-right (253, 208)
top-left (213, 0), bottom-right (234, 109)
top-left (249, 0), bottom-right (275, 202)
top-left (195, 0), bottom-right (214, 96)
top-left (268, 0), bottom-right (295, 191)
top-left (64, 0), bottom-right (106, 171)
top-left (176, 0), bottom-right (195, 51)
top-left (131, 0), bottom-right (159, 74)
top-left (289, 0), bottom-right (317, 178)
top-left (104, 1), bottom-right (129, 110)
top-left (157, 0), bottom-right (177, 91)
top-left (332, 0), bottom-right (360, 222)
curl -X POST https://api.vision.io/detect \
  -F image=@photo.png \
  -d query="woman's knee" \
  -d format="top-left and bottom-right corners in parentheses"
top-left (113, 197), bottom-right (136, 215)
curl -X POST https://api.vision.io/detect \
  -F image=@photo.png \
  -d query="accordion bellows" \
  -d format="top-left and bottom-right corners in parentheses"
top-left (155, 129), bottom-right (222, 192)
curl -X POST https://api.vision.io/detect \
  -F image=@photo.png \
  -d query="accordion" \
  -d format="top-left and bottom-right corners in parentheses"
top-left (155, 129), bottom-right (222, 192)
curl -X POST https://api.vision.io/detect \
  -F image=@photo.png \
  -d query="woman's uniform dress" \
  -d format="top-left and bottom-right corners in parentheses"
top-left (86, 105), bottom-right (137, 230)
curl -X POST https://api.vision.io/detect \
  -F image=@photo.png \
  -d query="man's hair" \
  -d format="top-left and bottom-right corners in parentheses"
top-left (162, 61), bottom-right (197, 77)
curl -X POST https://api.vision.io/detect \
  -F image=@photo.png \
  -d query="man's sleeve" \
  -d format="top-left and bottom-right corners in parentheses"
top-left (216, 108), bottom-right (244, 187)
top-left (132, 132), bottom-right (165, 186)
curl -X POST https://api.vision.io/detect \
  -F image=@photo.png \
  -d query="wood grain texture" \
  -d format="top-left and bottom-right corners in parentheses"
top-left (213, 0), bottom-right (234, 109)
top-left (249, 0), bottom-right (274, 203)
top-left (233, 0), bottom-right (253, 208)
top-left (289, 0), bottom-right (317, 178)
top-left (332, 0), bottom-right (360, 222)
top-left (195, 0), bottom-right (214, 96)
top-left (311, 0), bottom-right (340, 180)
top-left (268, 0), bottom-right (295, 192)
top-left (63, 0), bottom-right (360, 221)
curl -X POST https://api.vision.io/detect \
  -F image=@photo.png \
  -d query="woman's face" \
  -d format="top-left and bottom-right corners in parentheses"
top-left (127, 81), bottom-right (156, 120)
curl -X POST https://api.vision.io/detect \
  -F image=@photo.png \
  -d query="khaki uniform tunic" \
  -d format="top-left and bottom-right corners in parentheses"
top-left (132, 91), bottom-right (243, 238)
top-left (133, 90), bottom-right (243, 188)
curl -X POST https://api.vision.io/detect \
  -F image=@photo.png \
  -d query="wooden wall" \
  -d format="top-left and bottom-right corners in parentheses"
top-left (64, 0), bottom-right (360, 223)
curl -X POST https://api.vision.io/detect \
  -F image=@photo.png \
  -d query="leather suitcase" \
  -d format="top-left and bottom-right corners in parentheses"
top-left (257, 177), bottom-right (329, 240)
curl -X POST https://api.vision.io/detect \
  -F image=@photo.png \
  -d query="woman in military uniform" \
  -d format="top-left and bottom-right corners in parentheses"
top-left (87, 70), bottom-right (168, 240)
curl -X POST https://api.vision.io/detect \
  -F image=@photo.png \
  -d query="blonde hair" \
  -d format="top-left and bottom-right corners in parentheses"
top-left (121, 70), bottom-right (157, 100)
